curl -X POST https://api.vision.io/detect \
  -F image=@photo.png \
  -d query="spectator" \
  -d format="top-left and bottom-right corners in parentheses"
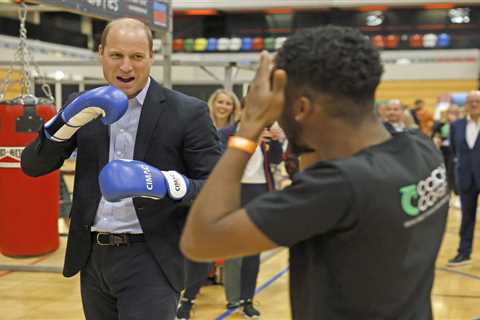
top-left (177, 89), bottom-right (242, 320)
top-left (383, 99), bottom-right (406, 133)
top-left (448, 92), bottom-right (480, 266)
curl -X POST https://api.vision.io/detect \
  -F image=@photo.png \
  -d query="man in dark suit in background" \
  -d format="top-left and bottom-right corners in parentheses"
top-left (21, 18), bottom-right (221, 320)
top-left (448, 91), bottom-right (480, 266)
top-left (383, 99), bottom-right (406, 134)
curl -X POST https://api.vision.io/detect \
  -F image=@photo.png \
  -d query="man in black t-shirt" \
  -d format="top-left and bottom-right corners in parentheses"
top-left (180, 26), bottom-right (448, 320)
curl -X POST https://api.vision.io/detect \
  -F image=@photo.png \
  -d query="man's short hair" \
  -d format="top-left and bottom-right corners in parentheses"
top-left (100, 18), bottom-right (153, 53)
top-left (414, 99), bottom-right (424, 106)
top-left (388, 99), bottom-right (403, 108)
top-left (276, 25), bottom-right (384, 118)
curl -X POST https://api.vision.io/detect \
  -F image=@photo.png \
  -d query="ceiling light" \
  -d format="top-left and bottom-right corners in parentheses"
top-left (366, 11), bottom-right (384, 26)
top-left (449, 8), bottom-right (470, 24)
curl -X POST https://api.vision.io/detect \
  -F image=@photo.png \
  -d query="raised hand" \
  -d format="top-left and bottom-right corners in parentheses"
top-left (237, 51), bottom-right (287, 141)
top-left (44, 85), bottom-right (128, 142)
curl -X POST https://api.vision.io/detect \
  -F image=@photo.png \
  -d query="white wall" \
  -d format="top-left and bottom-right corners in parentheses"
top-left (382, 49), bottom-right (480, 80)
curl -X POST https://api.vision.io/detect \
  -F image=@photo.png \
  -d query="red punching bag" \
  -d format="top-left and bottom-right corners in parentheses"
top-left (0, 0), bottom-right (60, 257)
top-left (0, 96), bottom-right (60, 256)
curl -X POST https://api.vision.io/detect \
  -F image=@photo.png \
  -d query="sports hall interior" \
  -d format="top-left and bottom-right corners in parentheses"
top-left (1, 0), bottom-right (480, 319)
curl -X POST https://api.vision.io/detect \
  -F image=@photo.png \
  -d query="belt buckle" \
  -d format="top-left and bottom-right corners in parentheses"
top-left (96, 232), bottom-right (111, 246)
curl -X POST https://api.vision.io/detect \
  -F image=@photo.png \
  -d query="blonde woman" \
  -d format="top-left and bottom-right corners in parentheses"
top-left (208, 89), bottom-right (241, 129)
top-left (177, 89), bottom-right (242, 320)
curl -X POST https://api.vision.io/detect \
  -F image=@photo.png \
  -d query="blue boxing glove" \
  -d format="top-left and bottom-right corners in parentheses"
top-left (99, 159), bottom-right (190, 202)
top-left (44, 85), bottom-right (128, 142)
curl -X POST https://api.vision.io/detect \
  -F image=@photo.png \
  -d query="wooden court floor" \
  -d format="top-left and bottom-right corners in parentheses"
top-left (1, 202), bottom-right (480, 319)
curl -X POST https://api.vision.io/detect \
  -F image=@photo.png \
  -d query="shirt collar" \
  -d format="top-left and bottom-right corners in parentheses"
top-left (131, 77), bottom-right (151, 106)
top-left (467, 115), bottom-right (480, 125)
top-left (389, 121), bottom-right (405, 128)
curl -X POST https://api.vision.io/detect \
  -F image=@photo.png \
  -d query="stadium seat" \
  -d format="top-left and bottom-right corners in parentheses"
top-left (437, 33), bottom-right (451, 48)
top-left (409, 34), bottom-right (423, 48)
top-left (217, 37), bottom-right (230, 51)
top-left (385, 34), bottom-right (399, 49)
top-left (275, 37), bottom-right (287, 50)
top-left (194, 38), bottom-right (208, 52)
top-left (423, 33), bottom-right (437, 48)
top-left (183, 38), bottom-right (195, 52)
top-left (372, 35), bottom-right (385, 49)
top-left (207, 38), bottom-right (218, 51)
top-left (173, 38), bottom-right (184, 52)
top-left (252, 37), bottom-right (264, 51)
top-left (241, 37), bottom-right (253, 51)
top-left (229, 37), bottom-right (242, 51)
top-left (264, 37), bottom-right (275, 51)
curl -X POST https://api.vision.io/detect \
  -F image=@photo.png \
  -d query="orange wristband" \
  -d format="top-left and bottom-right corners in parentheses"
top-left (228, 136), bottom-right (257, 154)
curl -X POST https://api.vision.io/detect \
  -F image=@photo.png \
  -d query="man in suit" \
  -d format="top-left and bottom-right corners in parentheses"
top-left (21, 18), bottom-right (221, 320)
top-left (383, 99), bottom-right (406, 133)
top-left (448, 91), bottom-right (480, 266)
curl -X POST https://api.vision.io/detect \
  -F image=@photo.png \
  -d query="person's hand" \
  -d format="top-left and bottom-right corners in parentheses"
top-left (99, 160), bottom-right (190, 202)
top-left (237, 51), bottom-right (287, 141)
top-left (44, 85), bottom-right (128, 142)
top-left (258, 128), bottom-right (273, 144)
top-left (269, 124), bottom-right (285, 141)
top-left (258, 126), bottom-right (285, 144)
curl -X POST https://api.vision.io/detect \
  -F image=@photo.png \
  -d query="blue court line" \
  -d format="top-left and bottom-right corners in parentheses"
top-left (215, 266), bottom-right (290, 320)
top-left (212, 266), bottom-right (479, 319)
top-left (437, 267), bottom-right (480, 281)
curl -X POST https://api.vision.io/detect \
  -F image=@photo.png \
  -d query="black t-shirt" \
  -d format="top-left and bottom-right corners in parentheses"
top-left (246, 132), bottom-right (448, 320)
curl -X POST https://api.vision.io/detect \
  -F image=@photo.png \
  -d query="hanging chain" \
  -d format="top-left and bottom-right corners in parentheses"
top-left (17, 2), bottom-right (32, 96)
top-left (27, 45), bottom-right (54, 100)
top-left (0, 2), bottom-right (53, 102)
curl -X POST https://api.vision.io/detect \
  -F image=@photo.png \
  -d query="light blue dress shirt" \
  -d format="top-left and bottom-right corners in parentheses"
top-left (91, 78), bottom-right (151, 234)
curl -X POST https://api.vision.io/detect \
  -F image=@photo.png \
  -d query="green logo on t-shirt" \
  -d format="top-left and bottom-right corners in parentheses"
top-left (400, 165), bottom-right (448, 216)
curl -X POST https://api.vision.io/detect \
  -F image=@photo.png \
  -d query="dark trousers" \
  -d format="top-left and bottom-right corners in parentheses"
top-left (441, 146), bottom-right (458, 195)
top-left (224, 183), bottom-right (267, 303)
top-left (81, 240), bottom-right (179, 320)
top-left (182, 261), bottom-right (211, 300)
top-left (458, 189), bottom-right (480, 257)
top-left (239, 254), bottom-right (260, 300)
top-left (224, 254), bottom-right (261, 303)
top-left (183, 281), bottom-right (202, 300)
top-left (182, 184), bottom-right (267, 304)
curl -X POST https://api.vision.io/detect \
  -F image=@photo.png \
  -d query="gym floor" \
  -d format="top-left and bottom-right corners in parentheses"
top-left (0, 204), bottom-right (479, 319)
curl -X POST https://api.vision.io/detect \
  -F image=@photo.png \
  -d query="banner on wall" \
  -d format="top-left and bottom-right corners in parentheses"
top-left (31, 0), bottom-right (170, 31)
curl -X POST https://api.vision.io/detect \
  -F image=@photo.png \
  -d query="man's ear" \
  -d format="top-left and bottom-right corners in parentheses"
top-left (294, 96), bottom-right (314, 122)
top-left (98, 45), bottom-right (104, 60)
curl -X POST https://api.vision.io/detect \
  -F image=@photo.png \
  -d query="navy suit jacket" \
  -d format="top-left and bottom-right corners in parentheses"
top-left (21, 79), bottom-right (221, 291)
top-left (450, 118), bottom-right (480, 193)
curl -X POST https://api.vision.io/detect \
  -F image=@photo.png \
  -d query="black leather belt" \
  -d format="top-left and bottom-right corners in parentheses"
top-left (92, 232), bottom-right (145, 246)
